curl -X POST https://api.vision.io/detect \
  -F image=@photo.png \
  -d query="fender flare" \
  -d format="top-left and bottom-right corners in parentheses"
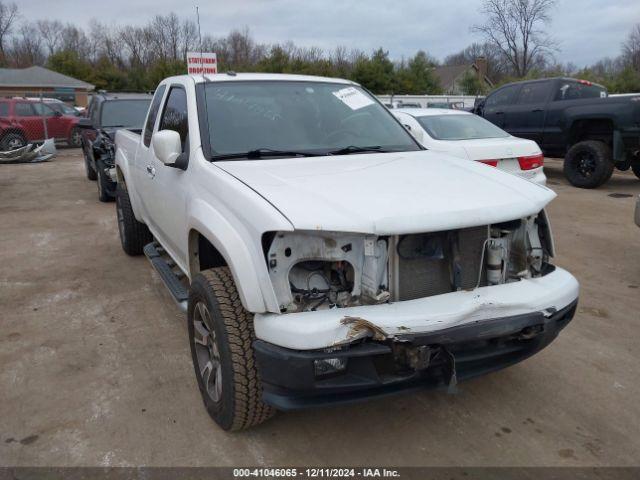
top-left (187, 199), bottom-right (279, 314)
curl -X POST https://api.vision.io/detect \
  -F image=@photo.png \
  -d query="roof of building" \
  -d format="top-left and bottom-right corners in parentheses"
top-left (432, 64), bottom-right (493, 90)
top-left (0, 66), bottom-right (94, 90)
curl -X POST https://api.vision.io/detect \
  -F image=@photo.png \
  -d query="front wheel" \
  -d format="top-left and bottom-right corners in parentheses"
top-left (188, 268), bottom-right (275, 431)
top-left (96, 159), bottom-right (114, 202)
top-left (563, 141), bottom-right (614, 188)
top-left (84, 155), bottom-right (97, 181)
top-left (68, 127), bottom-right (82, 147)
top-left (0, 132), bottom-right (27, 151)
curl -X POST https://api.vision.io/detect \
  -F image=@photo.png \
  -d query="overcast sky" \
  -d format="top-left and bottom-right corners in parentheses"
top-left (15, 0), bottom-right (640, 67)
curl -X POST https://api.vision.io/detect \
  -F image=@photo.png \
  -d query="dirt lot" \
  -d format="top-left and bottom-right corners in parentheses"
top-left (1, 149), bottom-right (639, 467)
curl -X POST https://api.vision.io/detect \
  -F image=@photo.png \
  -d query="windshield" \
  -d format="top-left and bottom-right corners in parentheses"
top-left (202, 81), bottom-right (419, 157)
top-left (416, 114), bottom-right (510, 140)
top-left (50, 103), bottom-right (78, 116)
top-left (100, 99), bottom-right (151, 128)
top-left (555, 81), bottom-right (607, 101)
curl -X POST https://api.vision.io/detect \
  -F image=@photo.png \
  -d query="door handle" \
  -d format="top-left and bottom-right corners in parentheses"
top-left (495, 111), bottom-right (504, 115)
top-left (146, 165), bottom-right (156, 178)
top-left (531, 109), bottom-right (543, 113)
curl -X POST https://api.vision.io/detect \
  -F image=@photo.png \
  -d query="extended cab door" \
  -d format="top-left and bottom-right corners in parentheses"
top-left (140, 84), bottom-right (191, 263)
top-left (482, 84), bottom-right (521, 130)
top-left (132, 85), bottom-right (167, 223)
top-left (505, 81), bottom-right (552, 143)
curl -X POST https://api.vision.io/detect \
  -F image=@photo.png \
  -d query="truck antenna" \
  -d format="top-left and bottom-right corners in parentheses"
top-left (195, 6), bottom-right (207, 81)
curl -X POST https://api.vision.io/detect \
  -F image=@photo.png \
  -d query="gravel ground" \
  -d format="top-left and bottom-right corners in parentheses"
top-left (0, 150), bottom-right (639, 467)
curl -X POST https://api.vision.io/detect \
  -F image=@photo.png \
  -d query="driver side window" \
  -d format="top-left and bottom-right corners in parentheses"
top-left (159, 86), bottom-right (189, 152)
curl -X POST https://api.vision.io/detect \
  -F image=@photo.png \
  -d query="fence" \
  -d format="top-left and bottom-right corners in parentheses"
top-left (0, 91), bottom-right (82, 152)
top-left (376, 94), bottom-right (483, 109)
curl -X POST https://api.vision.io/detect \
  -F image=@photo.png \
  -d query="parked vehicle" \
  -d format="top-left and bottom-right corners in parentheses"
top-left (0, 98), bottom-right (81, 151)
top-left (115, 73), bottom-right (579, 431)
top-left (474, 77), bottom-right (640, 188)
top-left (21, 97), bottom-right (82, 117)
top-left (79, 92), bottom-right (151, 201)
top-left (393, 108), bottom-right (546, 185)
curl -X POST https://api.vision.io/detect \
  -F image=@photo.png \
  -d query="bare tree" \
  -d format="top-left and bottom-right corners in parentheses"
top-left (622, 24), bottom-right (640, 72)
top-left (9, 22), bottom-right (45, 67)
top-left (473, 0), bottom-right (557, 77)
top-left (36, 20), bottom-right (64, 56)
top-left (0, 0), bottom-right (18, 61)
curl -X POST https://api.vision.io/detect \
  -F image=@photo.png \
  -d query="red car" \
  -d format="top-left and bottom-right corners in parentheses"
top-left (0, 98), bottom-right (81, 151)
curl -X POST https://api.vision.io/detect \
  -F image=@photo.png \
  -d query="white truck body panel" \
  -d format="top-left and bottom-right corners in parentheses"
top-left (115, 73), bottom-right (578, 350)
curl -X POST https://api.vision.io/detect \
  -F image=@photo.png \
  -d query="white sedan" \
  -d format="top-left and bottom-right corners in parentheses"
top-left (393, 108), bottom-right (546, 185)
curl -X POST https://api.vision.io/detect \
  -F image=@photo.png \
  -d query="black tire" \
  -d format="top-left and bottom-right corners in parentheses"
top-left (84, 155), bottom-right (97, 181)
top-left (68, 127), bottom-right (82, 148)
top-left (115, 182), bottom-right (152, 255)
top-left (563, 141), bottom-right (614, 189)
top-left (632, 163), bottom-right (640, 180)
top-left (188, 268), bottom-right (275, 431)
top-left (0, 132), bottom-right (27, 151)
top-left (96, 159), bottom-right (114, 203)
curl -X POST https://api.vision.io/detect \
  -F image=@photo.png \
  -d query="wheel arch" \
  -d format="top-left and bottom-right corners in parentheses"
top-left (187, 202), bottom-right (279, 314)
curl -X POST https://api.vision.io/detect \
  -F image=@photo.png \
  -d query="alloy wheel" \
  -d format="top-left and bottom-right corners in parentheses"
top-left (192, 301), bottom-right (223, 402)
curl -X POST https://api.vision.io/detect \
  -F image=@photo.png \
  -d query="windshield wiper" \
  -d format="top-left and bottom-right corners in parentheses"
top-left (211, 148), bottom-right (321, 161)
top-left (328, 145), bottom-right (384, 155)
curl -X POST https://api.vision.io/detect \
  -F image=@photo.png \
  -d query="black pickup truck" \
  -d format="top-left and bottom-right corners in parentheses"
top-left (78, 92), bottom-right (151, 201)
top-left (475, 77), bottom-right (640, 188)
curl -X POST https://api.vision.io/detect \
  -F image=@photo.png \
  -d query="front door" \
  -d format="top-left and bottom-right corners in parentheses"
top-left (504, 82), bottom-right (551, 144)
top-left (143, 85), bottom-right (191, 265)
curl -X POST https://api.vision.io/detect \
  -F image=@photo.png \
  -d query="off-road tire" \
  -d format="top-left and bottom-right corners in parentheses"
top-left (96, 159), bottom-right (113, 203)
top-left (631, 163), bottom-right (640, 180)
top-left (84, 155), bottom-right (97, 181)
top-left (115, 182), bottom-right (151, 255)
top-left (563, 140), bottom-right (614, 189)
top-left (188, 268), bottom-right (275, 431)
top-left (0, 132), bottom-right (27, 151)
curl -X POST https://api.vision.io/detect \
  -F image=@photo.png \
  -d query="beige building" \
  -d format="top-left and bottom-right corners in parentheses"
top-left (0, 66), bottom-right (94, 107)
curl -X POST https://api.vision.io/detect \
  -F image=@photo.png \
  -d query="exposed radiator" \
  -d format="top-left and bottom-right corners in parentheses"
top-left (395, 226), bottom-right (488, 301)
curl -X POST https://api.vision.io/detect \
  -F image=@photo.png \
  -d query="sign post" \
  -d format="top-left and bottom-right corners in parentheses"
top-left (187, 52), bottom-right (218, 75)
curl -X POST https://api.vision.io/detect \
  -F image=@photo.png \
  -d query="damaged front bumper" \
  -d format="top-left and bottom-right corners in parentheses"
top-left (254, 266), bottom-right (579, 350)
top-left (254, 299), bottom-right (578, 410)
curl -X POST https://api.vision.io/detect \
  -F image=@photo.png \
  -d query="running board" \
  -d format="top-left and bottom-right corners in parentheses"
top-left (144, 242), bottom-right (188, 312)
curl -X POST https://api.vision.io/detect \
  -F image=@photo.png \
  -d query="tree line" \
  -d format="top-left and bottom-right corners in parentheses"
top-left (0, 0), bottom-right (638, 96)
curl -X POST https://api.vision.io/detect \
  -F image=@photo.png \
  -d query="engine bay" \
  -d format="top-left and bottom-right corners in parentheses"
top-left (265, 211), bottom-right (554, 313)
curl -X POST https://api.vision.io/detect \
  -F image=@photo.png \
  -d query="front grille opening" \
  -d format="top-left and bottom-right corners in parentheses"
top-left (396, 226), bottom-right (488, 301)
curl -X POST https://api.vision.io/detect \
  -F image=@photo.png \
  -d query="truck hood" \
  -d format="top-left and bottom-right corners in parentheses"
top-left (217, 150), bottom-right (556, 234)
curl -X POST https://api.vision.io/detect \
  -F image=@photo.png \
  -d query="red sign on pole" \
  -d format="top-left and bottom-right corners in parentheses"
top-left (187, 52), bottom-right (218, 75)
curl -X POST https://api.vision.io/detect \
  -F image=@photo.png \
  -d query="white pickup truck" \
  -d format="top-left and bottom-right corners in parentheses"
top-left (115, 73), bottom-right (579, 431)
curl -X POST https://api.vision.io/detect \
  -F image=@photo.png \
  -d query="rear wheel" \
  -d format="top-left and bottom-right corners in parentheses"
top-left (563, 140), bottom-right (614, 188)
top-left (115, 182), bottom-right (152, 255)
top-left (0, 132), bottom-right (27, 151)
top-left (188, 268), bottom-right (274, 431)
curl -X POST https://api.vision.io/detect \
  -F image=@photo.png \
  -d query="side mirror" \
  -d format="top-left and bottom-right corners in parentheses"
top-left (76, 117), bottom-right (94, 129)
top-left (53, 110), bottom-right (62, 117)
top-left (152, 130), bottom-right (182, 166)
